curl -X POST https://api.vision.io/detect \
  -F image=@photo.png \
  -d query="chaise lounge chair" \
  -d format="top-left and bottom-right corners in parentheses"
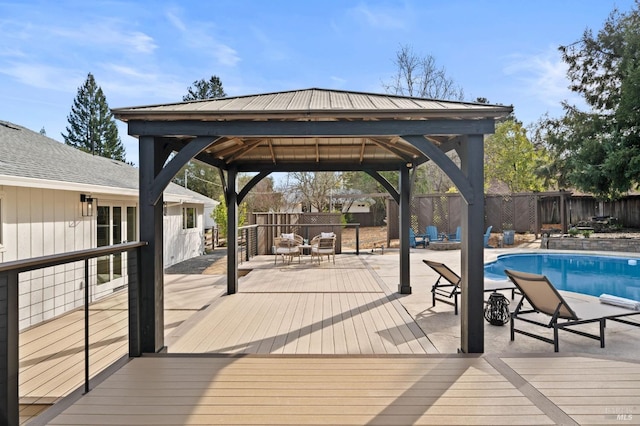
top-left (423, 259), bottom-right (518, 315)
top-left (505, 269), bottom-right (640, 352)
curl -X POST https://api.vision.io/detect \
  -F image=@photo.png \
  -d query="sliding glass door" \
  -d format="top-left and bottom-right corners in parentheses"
top-left (96, 203), bottom-right (137, 293)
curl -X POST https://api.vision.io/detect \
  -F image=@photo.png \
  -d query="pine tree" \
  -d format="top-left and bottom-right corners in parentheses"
top-left (183, 75), bottom-right (226, 101)
top-left (62, 73), bottom-right (126, 162)
top-left (173, 75), bottom-right (227, 201)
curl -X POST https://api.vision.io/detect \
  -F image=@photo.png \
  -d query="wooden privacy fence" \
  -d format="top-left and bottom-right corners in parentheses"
top-left (387, 191), bottom-right (640, 239)
top-left (387, 191), bottom-right (639, 241)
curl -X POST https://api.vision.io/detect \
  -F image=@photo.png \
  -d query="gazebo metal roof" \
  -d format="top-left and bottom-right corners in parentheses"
top-left (114, 88), bottom-right (511, 172)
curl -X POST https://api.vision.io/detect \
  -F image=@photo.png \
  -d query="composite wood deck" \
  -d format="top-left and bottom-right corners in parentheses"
top-left (20, 254), bottom-right (640, 425)
top-left (40, 354), bottom-right (640, 425)
top-left (167, 255), bottom-right (435, 355)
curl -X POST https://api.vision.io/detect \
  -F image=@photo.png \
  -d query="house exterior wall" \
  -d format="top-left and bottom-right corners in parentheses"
top-left (163, 203), bottom-right (205, 267)
top-left (0, 185), bottom-right (206, 330)
top-left (0, 186), bottom-right (92, 330)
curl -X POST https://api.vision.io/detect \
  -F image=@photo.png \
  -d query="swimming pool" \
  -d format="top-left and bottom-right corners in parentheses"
top-left (484, 253), bottom-right (640, 301)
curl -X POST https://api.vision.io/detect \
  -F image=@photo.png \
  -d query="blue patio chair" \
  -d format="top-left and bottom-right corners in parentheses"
top-left (483, 225), bottom-right (493, 248)
top-left (425, 225), bottom-right (439, 243)
top-left (409, 228), bottom-right (427, 248)
top-left (448, 226), bottom-right (461, 242)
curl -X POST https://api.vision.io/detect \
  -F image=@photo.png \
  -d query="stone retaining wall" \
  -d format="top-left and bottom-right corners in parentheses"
top-left (543, 237), bottom-right (640, 252)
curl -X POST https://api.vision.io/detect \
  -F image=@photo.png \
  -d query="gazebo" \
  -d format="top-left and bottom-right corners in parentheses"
top-left (113, 88), bottom-right (512, 354)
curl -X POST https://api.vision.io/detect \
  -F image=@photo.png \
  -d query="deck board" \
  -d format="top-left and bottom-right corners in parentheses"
top-left (46, 355), bottom-right (556, 426)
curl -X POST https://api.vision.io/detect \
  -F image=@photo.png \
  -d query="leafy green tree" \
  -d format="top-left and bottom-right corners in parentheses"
top-left (539, 4), bottom-right (640, 199)
top-left (62, 73), bottom-right (126, 161)
top-left (485, 119), bottom-right (551, 192)
top-left (173, 161), bottom-right (224, 201)
top-left (213, 194), bottom-right (247, 239)
top-left (183, 75), bottom-right (227, 101)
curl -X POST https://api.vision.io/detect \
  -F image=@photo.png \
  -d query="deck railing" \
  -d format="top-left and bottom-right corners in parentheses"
top-left (0, 242), bottom-right (146, 426)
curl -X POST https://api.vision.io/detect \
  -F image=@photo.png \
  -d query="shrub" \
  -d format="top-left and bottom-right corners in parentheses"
top-left (581, 229), bottom-right (594, 238)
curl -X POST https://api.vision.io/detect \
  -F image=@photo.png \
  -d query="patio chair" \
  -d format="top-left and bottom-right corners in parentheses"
top-left (483, 225), bottom-right (493, 248)
top-left (448, 226), bottom-right (461, 242)
top-left (274, 233), bottom-right (302, 264)
top-left (425, 225), bottom-right (439, 243)
top-left (505, 269), bottom-right (640, 352)
top-left (409, 228), bottom-right (427, 248)
top-left (423, 259), bottom-right (517, 315)
top-left (311, 236), bottom-right (336, 264)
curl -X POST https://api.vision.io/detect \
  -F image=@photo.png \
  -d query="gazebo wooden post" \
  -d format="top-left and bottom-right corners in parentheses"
top-left (226, 167), bottom-right (239, 295)
top-left (398, 164), bottom-right (412, 294)
top-left (459, 134), bottom-right (485, 353)
top-left (138, 135), bottom-right (166, 353)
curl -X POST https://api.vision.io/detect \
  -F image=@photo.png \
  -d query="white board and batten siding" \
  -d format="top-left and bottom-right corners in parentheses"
top-left (1, 186), bottom-right (93, 330)
top-left (1, 185), bottom-right (206, 330)
top-left (163, 203), bottom-right (205, 268)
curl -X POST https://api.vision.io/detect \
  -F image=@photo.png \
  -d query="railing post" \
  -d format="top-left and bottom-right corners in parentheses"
top-left (0, 272), bottom-right (18, 426)
top-left (84, 259), bottom-right (90, 394)
top-left (245, 228), bottom-right (250, 262)
top-left (128, 248), bottom-right (142, 357)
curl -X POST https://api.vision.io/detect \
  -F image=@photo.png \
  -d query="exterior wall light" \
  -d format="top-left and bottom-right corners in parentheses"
top-left (80, 194), bottom-right (95, 217)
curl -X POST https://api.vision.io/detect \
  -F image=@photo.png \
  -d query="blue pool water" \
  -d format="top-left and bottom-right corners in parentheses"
top-left (484, 253), bottom-right (640, 301)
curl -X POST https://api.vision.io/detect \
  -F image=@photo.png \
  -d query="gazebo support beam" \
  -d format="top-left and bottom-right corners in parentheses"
top-left (364, 170), bottom-right (399, 204)
top-left (128, 118), bottom-right (496, 138)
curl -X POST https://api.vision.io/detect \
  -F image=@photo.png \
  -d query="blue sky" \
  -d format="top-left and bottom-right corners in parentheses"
top-left (0, 0), bottom-right (636, 166)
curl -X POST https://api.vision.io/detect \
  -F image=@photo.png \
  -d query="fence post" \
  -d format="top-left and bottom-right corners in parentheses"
top-left (0, 272), bottom-right (18, 426)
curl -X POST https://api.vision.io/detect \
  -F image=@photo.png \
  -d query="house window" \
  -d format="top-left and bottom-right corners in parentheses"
top-left (182, 207), bottom-right (197, 229)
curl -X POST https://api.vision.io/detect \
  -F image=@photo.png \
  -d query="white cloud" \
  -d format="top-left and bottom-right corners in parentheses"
top-left (163, 7), bottom-right (240, 67)
top-left (51, 21), bottom-right (157, 54)
top-left (0, 62), bottom-right (82, 91)
top-left (348, 3), bottom-right (407, 30)
top-left (503, 46), bottom-right (582, 108)
top-left (166, 9), bottom-right (187, 32)
top-left (330, 76), bottom-right (347, 87)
